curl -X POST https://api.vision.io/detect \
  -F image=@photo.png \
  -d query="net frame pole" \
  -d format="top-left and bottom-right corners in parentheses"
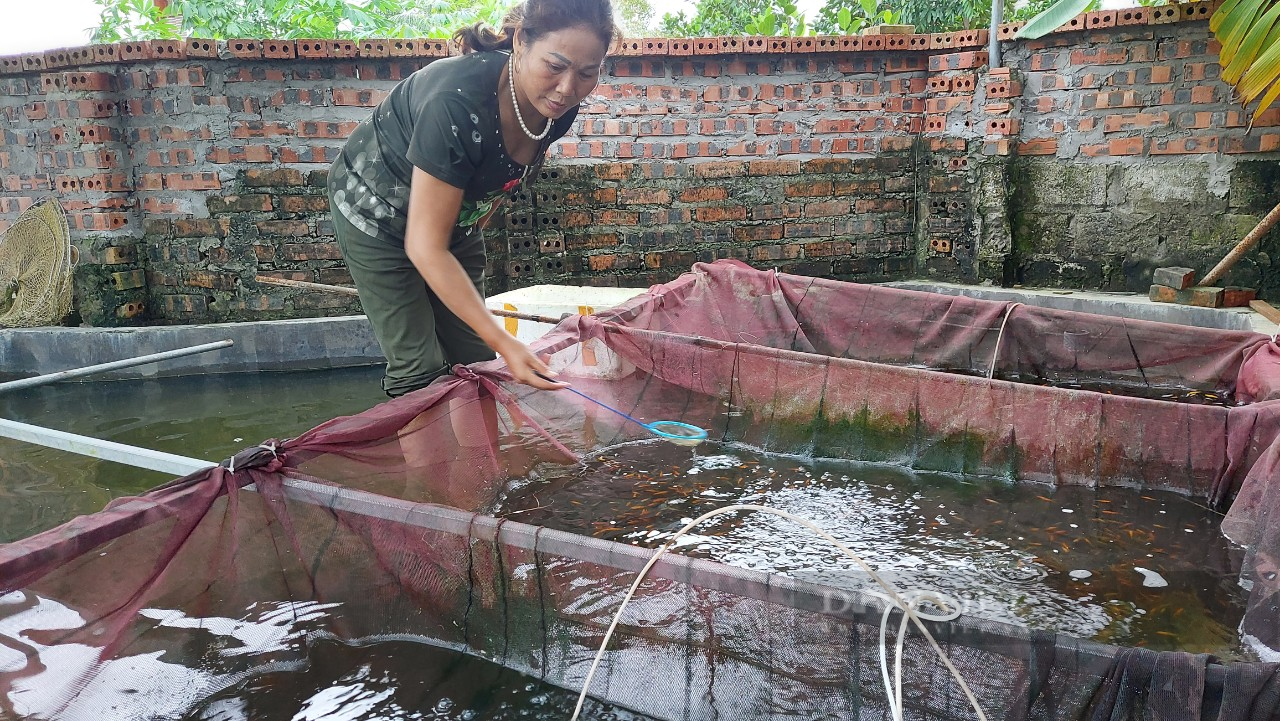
top-left (0, 339), bottom-right (236, 394)
top-left (0, 417), bottom-right (216, 476)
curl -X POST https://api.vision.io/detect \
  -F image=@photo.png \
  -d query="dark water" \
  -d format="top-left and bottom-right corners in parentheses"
top-left (496, 440), bottom-right (1254, 660)
top-left (994, 372), bottom-right (1240, 406)
top-left (182, 638), bottom-right (654, 721)
top-left (0, 366), bottom-right (388, 543)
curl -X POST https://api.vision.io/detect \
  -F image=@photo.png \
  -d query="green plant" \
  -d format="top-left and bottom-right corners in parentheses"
top-left (813, 0), bottom-right (901, 35)
top-left (90, 0), bottom-right (515, 42)
top-left (744, 0), bottom-right (810, 36)
top-left (658, 0), bottom-right (772, 36)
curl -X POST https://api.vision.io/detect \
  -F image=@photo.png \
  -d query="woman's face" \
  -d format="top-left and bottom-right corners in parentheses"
top-left (515, 25), bottom-right (608, 120)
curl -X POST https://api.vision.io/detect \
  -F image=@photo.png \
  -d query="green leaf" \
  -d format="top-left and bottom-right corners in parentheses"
top-left (1251, 73), bottom-right (1280, 122)
top-left (1211, 0), bottom-right (1245, 32)
top-left (1223, 1), bottom-right (1280, 83)
top-left (1238, 28), bottom-right (1280, 101)
top-left (837, 7), bottom-right (852, 28)
top-left (1014, 0), bottom-right (1093, 39)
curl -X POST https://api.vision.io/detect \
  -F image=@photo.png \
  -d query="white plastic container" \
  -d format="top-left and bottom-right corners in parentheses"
top-left (485, 285), bottom-right (645, 343)
top-left (486, 285), bottom-right (646, 380)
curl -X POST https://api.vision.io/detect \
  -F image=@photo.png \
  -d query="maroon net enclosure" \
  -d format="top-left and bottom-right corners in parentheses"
top-left (3, 261), bottom-right (1279, 720)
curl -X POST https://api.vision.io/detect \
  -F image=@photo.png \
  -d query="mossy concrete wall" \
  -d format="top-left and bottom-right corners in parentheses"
top-left (1006, 158), bottom-right (1280, 294)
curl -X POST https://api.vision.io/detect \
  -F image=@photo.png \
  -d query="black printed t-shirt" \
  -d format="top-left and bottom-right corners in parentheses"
top-left (328, 50), bottom-right (577, 245)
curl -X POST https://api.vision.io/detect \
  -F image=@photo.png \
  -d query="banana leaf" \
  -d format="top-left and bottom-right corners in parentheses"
top-left (1014, 0), bottom-right (1095, 40)
top-left (1213, 0), bottom-right (1280, 119)
top-left (1222, 1), bottom-right (1280, 84)
top-left (1218, 0), bottom-right (1268, 67)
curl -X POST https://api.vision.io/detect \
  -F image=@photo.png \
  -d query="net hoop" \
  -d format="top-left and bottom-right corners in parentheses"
top-left (644, 420), bottom-right (708, 446)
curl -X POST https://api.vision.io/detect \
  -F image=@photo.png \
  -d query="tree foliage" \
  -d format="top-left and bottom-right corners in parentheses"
top-left (613, 0), bottom-right (656, 36)
top-left (89, 0), bottom-right (655, 42)
top-left (657, 0), bottom-right (772, 36)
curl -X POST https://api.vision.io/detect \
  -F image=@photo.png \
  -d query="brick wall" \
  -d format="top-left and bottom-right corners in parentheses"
top-left (2, 4), bottom-right (1279, 325)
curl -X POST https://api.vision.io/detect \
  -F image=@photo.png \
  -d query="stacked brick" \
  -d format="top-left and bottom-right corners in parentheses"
top-left (2, 0), bottom-right (1278, 325)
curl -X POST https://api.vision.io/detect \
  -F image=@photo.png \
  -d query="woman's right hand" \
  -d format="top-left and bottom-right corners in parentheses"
top-left (494, 335), bottom-right (568, 390)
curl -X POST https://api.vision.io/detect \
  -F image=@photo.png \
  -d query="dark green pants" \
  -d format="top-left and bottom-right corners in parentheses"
top-left (330, 201), bottom-right (495, 397)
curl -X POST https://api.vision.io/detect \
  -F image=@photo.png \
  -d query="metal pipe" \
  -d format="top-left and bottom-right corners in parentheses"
top-left (1201, 200), bottom-right (1280, 287)
top-left (989, 0), bottom-right (1005, 68)
top-left (255, 275), bottom-right (569, 324)
top-left (0, 339), bottom-right (235, 394)
top-left (0, 417), bottom-right (215, 476)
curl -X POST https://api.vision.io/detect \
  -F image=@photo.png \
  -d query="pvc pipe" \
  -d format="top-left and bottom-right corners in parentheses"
top-left (989, 0), bottom-right (1005, 68)
top-left (0, 417), bottom-right (215, 476)
top-left (0, 339), bottom-right (235, 394)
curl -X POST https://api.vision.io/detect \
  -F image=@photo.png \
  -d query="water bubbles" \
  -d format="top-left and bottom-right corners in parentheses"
top-left (691, 454), bottom-right (741, 471)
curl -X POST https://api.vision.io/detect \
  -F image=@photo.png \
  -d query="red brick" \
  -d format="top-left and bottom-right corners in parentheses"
top-left (1071, 47), bottom-right (1127, 65)
top-left (1149, 284), bottom-right (1222, 307)
top-left (164, 172), bottom-right (220, 190)
top-left (855, 198), bottom-right (906, 213)
top-left (1018, 138), bottom-right (1058, 155)
top-left (595, 209), bottom-right (639, 225)
top-left (1103, 111), bottom-right (1169, 133)
top-left (1081, 137), bottom-right (1145, 156)
top-left (231, 121), bottom-right (293, 138)
top-left (297, 121), bottom-right (360, 139)
top-left (928, 50), bottom-right (988, 72)
top-left (281, 242), bottom-right (342, 261)
top-left (619, 188), bottom-right (671, 205)
top-left (693, 161), bottom-right (744, 178)
top-left (747, 160), bottom-right (800, 176)
top-left (678, 187), bottom-right (729, 203)
top-left (224, 39), bottom-right (262, 58)
top-left (784, 180), bottom-right (833, 198)
top-left (1150, 136), bottom-right (1219, 154)
top-left (803, 200), bottom-right (851, 217)
top-left (695, 206), bottom-right (748, 222)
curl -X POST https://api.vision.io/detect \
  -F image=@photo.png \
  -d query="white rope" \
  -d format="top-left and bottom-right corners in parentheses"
top-left (569, 503), bottom-right (988, 721)
top-left (987, 302), bottom-right (1023, 379)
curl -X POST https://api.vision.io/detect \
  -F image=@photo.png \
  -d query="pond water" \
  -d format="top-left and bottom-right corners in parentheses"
top-left (0, 366), bottom-right (387, 543)
top-left (495, 439), bottom-right (1254, 660)
top-left (182, 638), bottom-right (654, 721)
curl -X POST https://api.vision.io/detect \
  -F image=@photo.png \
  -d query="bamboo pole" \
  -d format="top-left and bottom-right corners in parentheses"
top-left (254, 275), bottom-right (569, 324)
top-left (0, 340), bottom-right (235, 394)
top-left (1201, 200), bottom-right (1280, 287)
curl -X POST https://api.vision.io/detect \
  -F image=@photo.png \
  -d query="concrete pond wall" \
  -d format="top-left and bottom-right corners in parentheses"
top-left (3, 3), bottom-right (1280, 327)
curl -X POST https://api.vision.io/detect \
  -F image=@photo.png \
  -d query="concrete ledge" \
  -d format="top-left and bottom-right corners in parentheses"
top-left (885, 282), bottom-right (1278, 335)
top-left (0, 315), bottom-right (383, 380)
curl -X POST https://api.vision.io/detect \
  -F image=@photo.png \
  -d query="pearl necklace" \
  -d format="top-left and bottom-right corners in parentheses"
top-left (508, 53), bottom-right (551, 141)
